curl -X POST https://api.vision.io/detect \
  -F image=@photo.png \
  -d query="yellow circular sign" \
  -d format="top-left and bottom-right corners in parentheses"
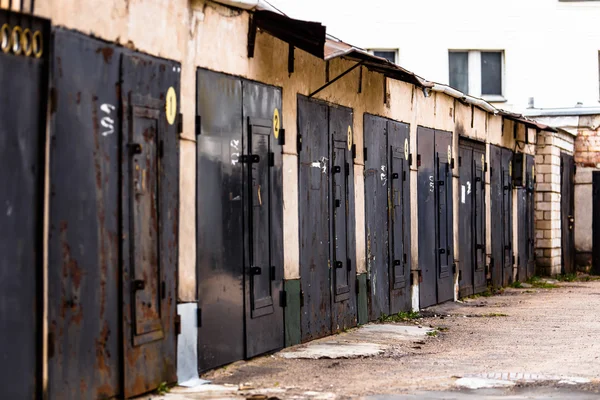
top-left (404, 138), bottom-right (409, 161)
top-left (347, 126), bottom-right (353, 150)
top-left (481, 154), bottom-right (485, 167)
top-left (532, 165), bottom-right (535, 180)
top-left (273, 108), bottom-right (280, 139)
top-left (447, 145), bottom-right (452, 162)
top-left (509, 161), bottom-right (512, 177)
top-left (165, 87), bottom-right (177, 125)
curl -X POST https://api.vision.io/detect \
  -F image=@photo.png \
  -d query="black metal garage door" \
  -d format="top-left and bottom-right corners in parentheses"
top-left (298, 96), bottom-right (356, 341)
top-left (364, 114), bottom-right (411, 319)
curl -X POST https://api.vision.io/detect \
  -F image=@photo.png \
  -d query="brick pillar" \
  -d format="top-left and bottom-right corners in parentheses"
top-left (535, 131), bottom-right (562, 275)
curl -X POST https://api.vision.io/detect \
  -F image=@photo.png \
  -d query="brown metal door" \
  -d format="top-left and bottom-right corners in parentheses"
top-left (121, 54), bottom-right (179, 398)
top-left (561, 153), bottom-right (575, 274)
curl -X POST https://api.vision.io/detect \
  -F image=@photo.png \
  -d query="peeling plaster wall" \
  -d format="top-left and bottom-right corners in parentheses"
top-left (31, 0), bottom-right (541, 305)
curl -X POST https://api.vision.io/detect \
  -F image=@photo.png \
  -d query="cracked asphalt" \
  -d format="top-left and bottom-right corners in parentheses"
top-left (146, 279), bottom-right (600, 399)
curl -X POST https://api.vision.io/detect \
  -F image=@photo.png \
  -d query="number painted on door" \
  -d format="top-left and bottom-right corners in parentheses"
top-left (165, 86), bottom-right (177, 125)
top-left (404, 138), bottom-right (409, 160)
top-left (273, 108), bottom-right (280, 139)
top-left (429, 175), bottom-right (434, 192)
top-left (347, 126), bottom-right (353, 150)
top-left (100, 103), bottom-right (115, 137)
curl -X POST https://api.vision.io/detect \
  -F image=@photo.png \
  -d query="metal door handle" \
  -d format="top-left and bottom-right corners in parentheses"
top-left (250, 267), bottom-right (262, 275)
top-left (132, 279), bottom-right (145, 291)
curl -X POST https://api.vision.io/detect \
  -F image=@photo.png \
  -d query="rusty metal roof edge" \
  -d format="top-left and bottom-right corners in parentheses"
top-left (324, 39), bottom-right (432, 88)
top-left (431, 83), bottom-right (557, 132)
top-left (209, 0), bottom-right (279, 12)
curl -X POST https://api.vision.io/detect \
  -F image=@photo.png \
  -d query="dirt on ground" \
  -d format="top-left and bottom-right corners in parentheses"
top-left (156, 280), bottom-right (600, 399)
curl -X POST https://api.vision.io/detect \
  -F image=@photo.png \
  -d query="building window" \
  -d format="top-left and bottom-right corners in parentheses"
top-left (448, 50), bottom-right (505, 101)
top-left (369, 49), bottom-right (398, 64)
top-left (449, 52), bottom-right (469, 94)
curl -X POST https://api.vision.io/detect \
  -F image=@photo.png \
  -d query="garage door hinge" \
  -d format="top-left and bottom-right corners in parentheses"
top-left (195, 115), bottom-right (202, 136)
top-left (485, 162), bottom-right (488, 172)
top-left (458, 156), bottom-right (462, 167)
top-left (300, 290), bottom-right (304, 307)
top-left (345, 162), bottom-right (350, 176)
top-left (355, 278), bottom-right (360, 294)
top-left (197, 307), bottom-right (202, 328)
top-left (364, 147), bottom-right (368, 161)
top-left (177, 113), bottom-right (183, 134)
top-left (279, 291), bottom-right (287, 308)
top-left (352, 144), bottom-right (357, 159)
top-left (417, 154), bottom-right (421, 168)
top-left (452, 263), bottom-right (456, 274)
top-left (270, 265), bottom-right (276, 280)
top-left (268, 152), bottom-right (275, 167)
top-left (451, 158), bottom-right (455, 169)
top-left (297, 134), bottom-right (303, 152)
top-left (403, 171), bottom-right (406, 182)
top-left (175, 314), bottom-right (181, 335)
top-left (409, 153), bottom-right (413, 166)
top-left (278, 128), bottom-right (286, 146)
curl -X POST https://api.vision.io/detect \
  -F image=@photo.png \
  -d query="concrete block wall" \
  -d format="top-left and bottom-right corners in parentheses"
top-left (535, 130), bottom-right (575, 275)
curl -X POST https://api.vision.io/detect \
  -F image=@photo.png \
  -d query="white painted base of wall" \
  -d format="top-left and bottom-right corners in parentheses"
top-left (177, 303), bottom-right (200, 385)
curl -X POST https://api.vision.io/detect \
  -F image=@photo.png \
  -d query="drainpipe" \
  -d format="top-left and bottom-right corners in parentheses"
top-left (211, 0), bottom-right (279, 12)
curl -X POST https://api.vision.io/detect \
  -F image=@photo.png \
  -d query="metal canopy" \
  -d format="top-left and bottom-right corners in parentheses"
top-left (249, 10), bottom-right (325, 59)
top-left (324, 39), bottom-right (431, 88)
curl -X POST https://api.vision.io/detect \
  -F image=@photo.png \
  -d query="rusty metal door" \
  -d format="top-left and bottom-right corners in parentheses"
top-left (593, 172), bottom-right (600, 275)
top-left (502, 149), bottom-right (513, 286)
top-left (364, 115), bottom-right (411, 318)
top-left (298, 97), bottom-right (356, 340)
top-left (435, 130), bottom-right (454, 304)
top-left (121, 53), bottom-right (179, 398)
top-left (364, 114), bottom-right (390, 319)
top-left (48, 30), bottom-right (122, 400)
top-left (458, 144), bottom-right (474, 297)
top-left (388, 121), bottom-right (411, 313)
top-left (417, 127), bottom-right (437, 308)
top-left (526, 155), bottom-right (535, 279)
top-left (329, 105), bottom-right (356, 333)
top-left (516, 154), bottom-right (535, 281)
top-left (243, 81), bottom-right (284, 358)
top-left (561, 153), bottom-right (575, 274)
top-left (298, 96), bottom-right (331, 341)
top-left (490, 145), bottom-right (513, 288)
top-left (458, 141), bottom-right (486, 298)
top-left (473, 148), bottom-right (487, 293)
top-left (0, 10), bottom-right (49, 399)
top-left (196, 69), bottom-right (245, 371)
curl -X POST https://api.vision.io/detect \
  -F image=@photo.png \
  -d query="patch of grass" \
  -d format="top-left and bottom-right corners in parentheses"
top-left (155, 382), bottom-right (170, 395)
top-left (463, 289), bottom-right (493, 300)
top-left (526, 276), bottom-right (558, 289)
top-left (582, 275), bottom-right (600, 282)
top-left (426, 330), bottom-right (438, 337)
top-left (555, 273), bottom-right (577, 282)
top-left (481, 313), bottom-right (508, 317)
top-left (378, 310), bottom-right (422, 323)
top-left (510, 281), bottom-right (523, 288)
top-left (436, 326), bottom-right (449, 332)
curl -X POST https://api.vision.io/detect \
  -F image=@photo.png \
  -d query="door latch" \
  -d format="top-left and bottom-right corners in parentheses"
top-left (128, 143), bottom-right (142, 155)
top-left (334, 261), bottom-right (343, 269)
top-left (250, 266), bottom-right (262, 275)
top-left (132, 279), bottom-right (145, 291)
top-left (332, 165), bottom-right (342, 174)
top-left (240, 154), bottom-right (260, 163)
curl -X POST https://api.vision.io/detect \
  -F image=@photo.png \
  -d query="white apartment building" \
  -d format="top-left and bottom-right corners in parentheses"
top-left (271, 0), bottom-right (600, 113)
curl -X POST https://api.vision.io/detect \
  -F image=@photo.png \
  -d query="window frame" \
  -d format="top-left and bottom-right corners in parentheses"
top-left (368, 49), bottom-right (399, 65)
top-left (448, 49), bottom-right (506, 102)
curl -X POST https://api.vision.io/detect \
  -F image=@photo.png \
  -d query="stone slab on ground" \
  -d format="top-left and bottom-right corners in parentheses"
top-left (278, 324), bottom-right (433, 359)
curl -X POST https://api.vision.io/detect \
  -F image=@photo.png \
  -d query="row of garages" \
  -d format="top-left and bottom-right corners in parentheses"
top-left (0, 2), bottom-right (575, 399)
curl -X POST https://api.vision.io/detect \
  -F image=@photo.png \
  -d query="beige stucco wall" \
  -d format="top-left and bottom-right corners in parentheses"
top-left (30, 0), bottom-right (542, 305)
